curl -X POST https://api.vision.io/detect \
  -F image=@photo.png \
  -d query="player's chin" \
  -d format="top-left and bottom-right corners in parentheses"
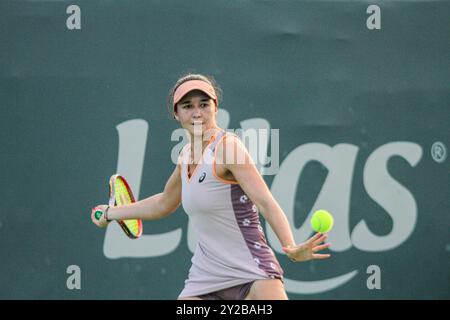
top-left (187, 124), bottom-right (206, 136)
top-left (183, 127), bottom-right (196, 136)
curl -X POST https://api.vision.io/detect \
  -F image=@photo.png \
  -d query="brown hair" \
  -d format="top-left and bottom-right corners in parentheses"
top-left (167, 73), bottom-right (222, 119)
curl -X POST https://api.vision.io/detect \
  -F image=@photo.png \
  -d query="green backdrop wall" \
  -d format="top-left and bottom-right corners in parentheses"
top-left (1, 0), bottom-right (448, 299)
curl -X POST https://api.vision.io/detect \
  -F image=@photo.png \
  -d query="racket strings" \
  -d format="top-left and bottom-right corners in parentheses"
top-left (115, 179), bottom-right (140, 237)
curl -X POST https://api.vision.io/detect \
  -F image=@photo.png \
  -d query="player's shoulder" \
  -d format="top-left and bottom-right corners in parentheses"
top-left (217, 131), bottom-right (244, 150)
top-left (215, 131), bottom-right (250, 166)
top-left (227, 131), bottom-right (247, 146)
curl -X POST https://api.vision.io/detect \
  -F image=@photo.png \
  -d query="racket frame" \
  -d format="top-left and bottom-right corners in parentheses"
top-left (109, 174), bottom-right (143, 239)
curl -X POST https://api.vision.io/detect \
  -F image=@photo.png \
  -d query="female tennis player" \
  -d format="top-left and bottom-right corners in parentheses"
top-left (91, 74), bottom-right (331, 300)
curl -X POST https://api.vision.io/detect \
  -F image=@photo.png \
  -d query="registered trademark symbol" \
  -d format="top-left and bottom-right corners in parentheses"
top-left (431, 142), bottom-right (447, 163)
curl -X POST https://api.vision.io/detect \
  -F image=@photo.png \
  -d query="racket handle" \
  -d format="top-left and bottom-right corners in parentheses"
top-left (94, 210), bottom-right (103, 220)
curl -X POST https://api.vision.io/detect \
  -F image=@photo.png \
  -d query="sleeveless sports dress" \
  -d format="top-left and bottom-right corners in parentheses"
top-left (178, 130), bottom-right (283, 298)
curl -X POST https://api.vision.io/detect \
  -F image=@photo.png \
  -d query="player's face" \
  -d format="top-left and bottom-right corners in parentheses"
top-left (175, 90), bottom-right (218, 136)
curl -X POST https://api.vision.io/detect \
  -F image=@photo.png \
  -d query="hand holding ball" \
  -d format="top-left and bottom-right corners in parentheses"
top-left (310, 210), bottom-right (334, 233)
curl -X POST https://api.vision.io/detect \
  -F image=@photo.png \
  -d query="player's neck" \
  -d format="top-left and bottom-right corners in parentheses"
top-left (189, 127), bottom-right (220, 144)
top-left (189, 127), bottom-right (221, 163)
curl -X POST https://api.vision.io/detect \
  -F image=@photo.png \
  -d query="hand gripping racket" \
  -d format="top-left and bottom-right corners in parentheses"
top-left (94, 174), bottom-right (143, 239)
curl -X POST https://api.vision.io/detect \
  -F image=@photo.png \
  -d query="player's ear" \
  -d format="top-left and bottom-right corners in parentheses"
top-left (173, 106), bottom-right (179, 121)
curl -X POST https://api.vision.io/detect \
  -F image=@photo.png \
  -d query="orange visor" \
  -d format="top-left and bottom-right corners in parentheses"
top-left (173, 80), bottom-right (217, 108)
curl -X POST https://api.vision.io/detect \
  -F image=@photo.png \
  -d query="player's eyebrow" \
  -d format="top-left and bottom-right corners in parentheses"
top-left (179, 98), bottom-right (211, 105)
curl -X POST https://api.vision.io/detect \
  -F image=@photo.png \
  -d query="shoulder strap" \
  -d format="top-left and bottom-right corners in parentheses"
top-left (209, 130), bottom-right (228, 153)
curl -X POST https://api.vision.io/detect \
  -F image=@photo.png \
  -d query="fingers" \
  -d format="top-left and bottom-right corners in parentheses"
top-left (312, 253), bottom-right (331, 260)
top-left (91, 205), bottom-right (107, 227)
top-left (312, 236), bottom-right (331, 259)
top-left (307, 232), bottom-right (323, 243)
top-left (313, 233), bottom-right (328, 246)
top-left (312, 243), bottom-right (331, 253)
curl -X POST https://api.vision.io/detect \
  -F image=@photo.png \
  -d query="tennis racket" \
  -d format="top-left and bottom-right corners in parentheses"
top-left (94, 174), bottom-right (143, 239)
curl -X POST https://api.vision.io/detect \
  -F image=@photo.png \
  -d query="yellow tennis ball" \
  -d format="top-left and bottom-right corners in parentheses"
top-left (310, 210), bottom-right (334, 233)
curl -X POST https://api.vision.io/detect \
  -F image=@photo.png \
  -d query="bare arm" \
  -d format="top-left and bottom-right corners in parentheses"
top-left (106, 164), bottom-right (182, 221)
top-left (218, 136), bottom-right (296, 248)
top-left (218, 135), bottom-right (330, 262)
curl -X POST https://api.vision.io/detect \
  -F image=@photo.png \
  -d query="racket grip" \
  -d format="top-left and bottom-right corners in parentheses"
top-left (94, 210), bottom-right (103, 220)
